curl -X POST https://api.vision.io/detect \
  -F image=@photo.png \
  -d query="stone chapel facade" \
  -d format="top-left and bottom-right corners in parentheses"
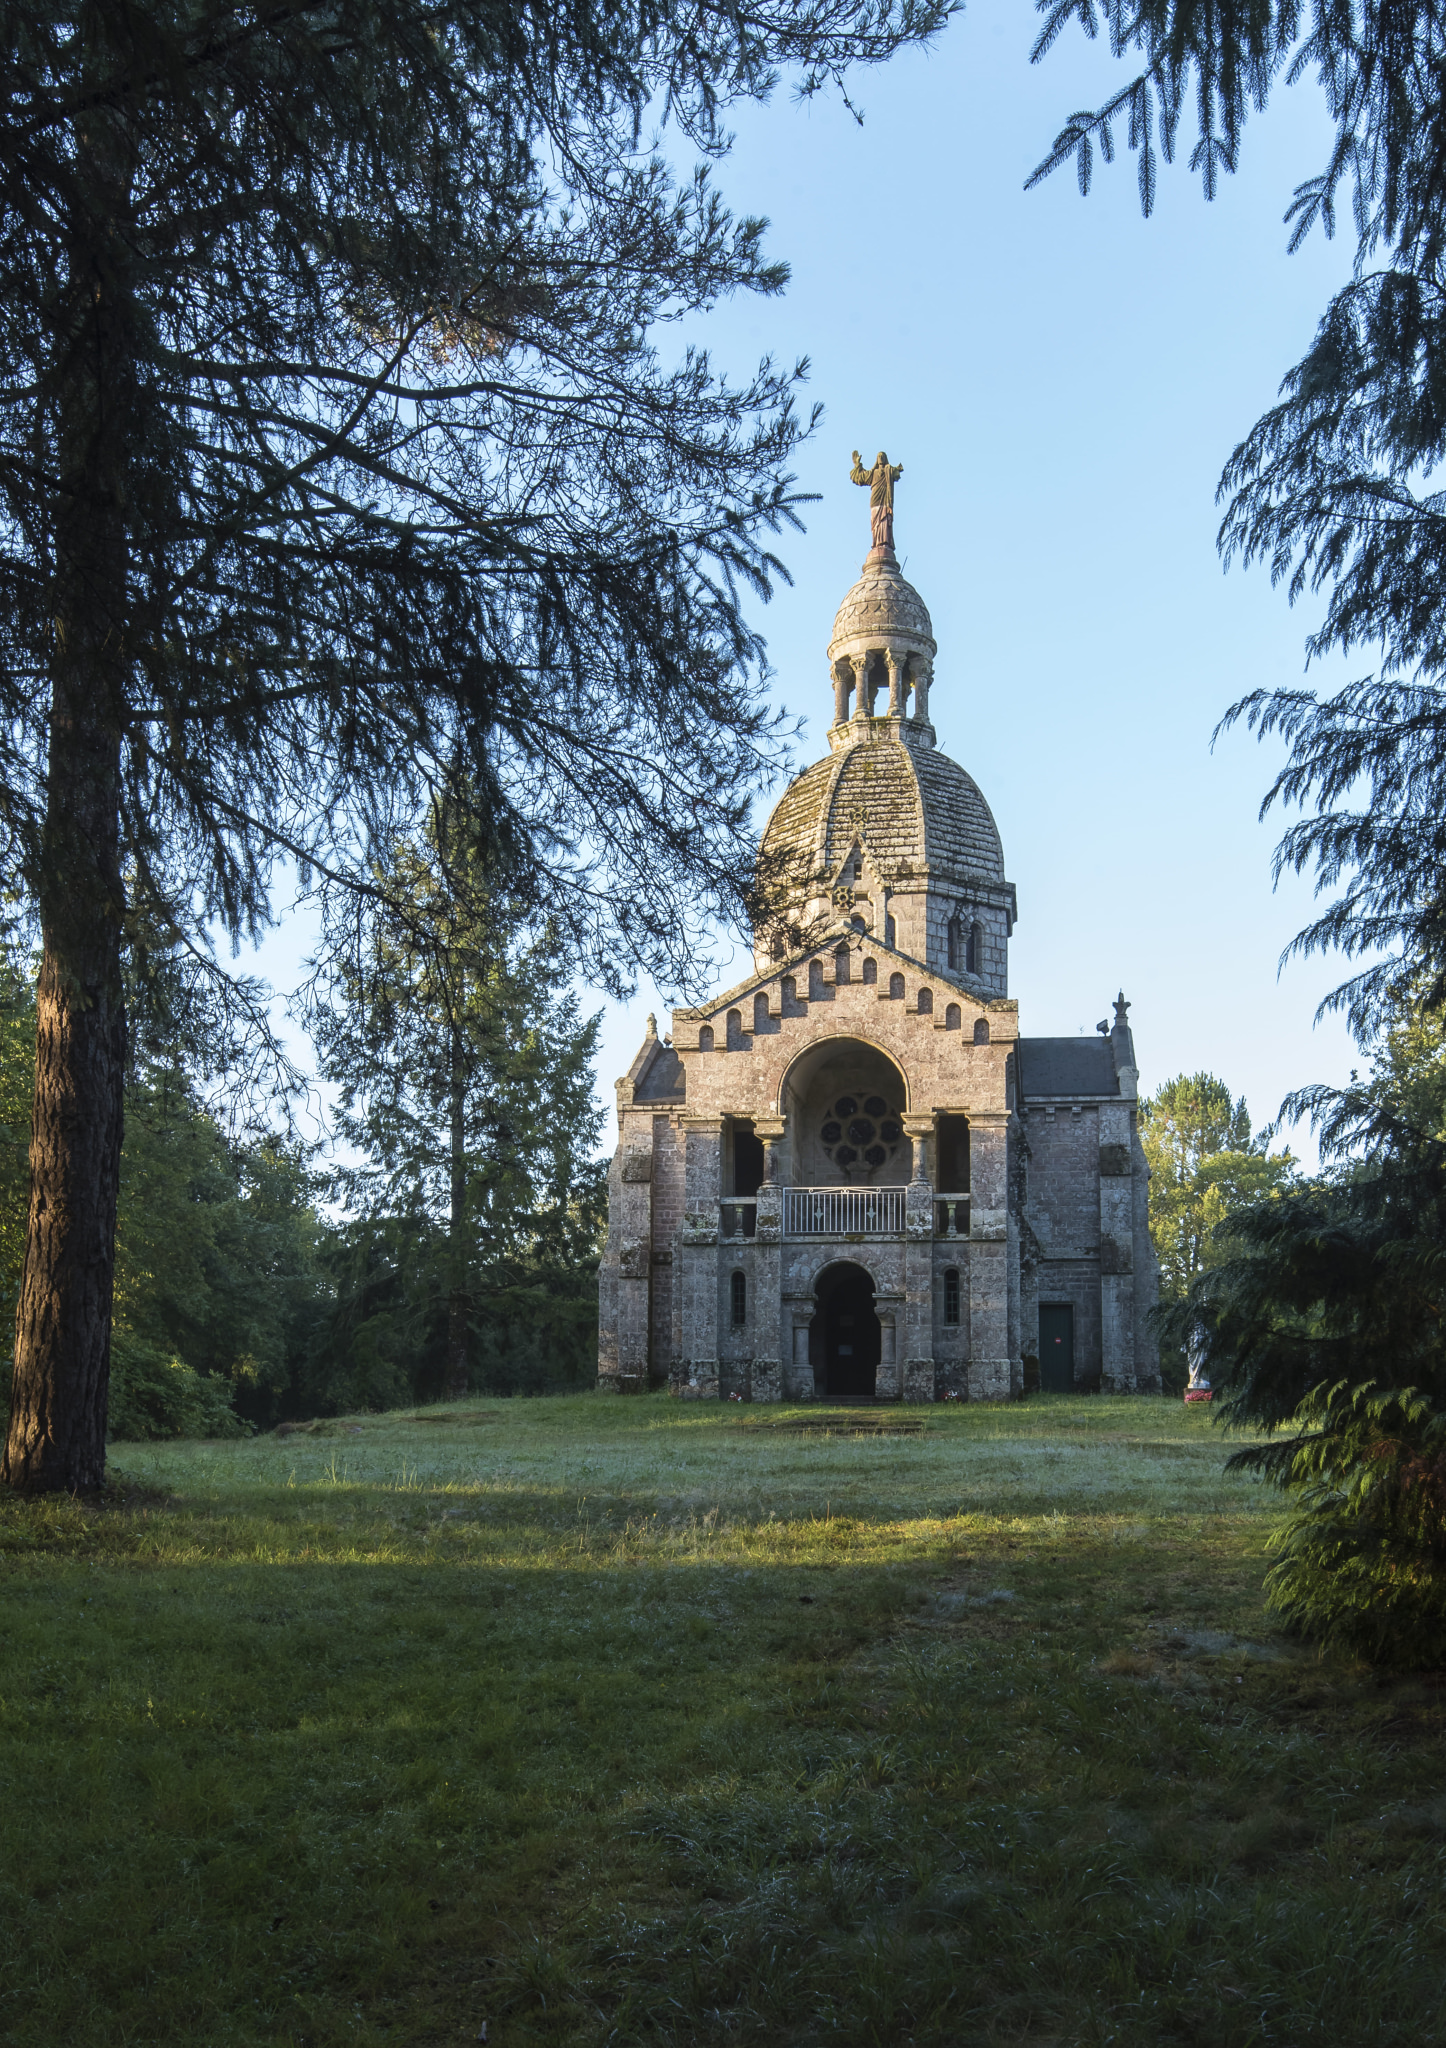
top-left (597, 495), bottom-right (1159, 1401)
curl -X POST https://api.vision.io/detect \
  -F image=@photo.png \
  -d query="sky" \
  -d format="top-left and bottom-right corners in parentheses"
top-left (584, 0), bottom-right (1368, 1162)
top-left (252, 1), bottom-right (1368, 1167)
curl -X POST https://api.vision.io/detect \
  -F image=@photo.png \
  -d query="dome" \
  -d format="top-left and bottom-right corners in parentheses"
top-left (827, 559), bottom-right (935, 664)
top-left (760, 731), bottom-right (1005, 888)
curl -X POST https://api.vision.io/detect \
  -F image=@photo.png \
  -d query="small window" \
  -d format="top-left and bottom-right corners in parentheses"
top-left (918, 987), bottom-right (933, 1015)
top-left (974, 1017), bottom-right (990, 1045)
top-left (947, 913), bottom-right (962, 970)
top-left (884, 915), bottom-right (896, 947)
top-left (753, 992), bottom-right (770, 1032)
top-left (834, 944), bottom-right (851, 984)
top-left (945, 1003), bottom-right (961, 1030)
top-left (726, 1007), bottom-right (744, 1048)
top-left (698, 1024), bottom-right (714, 1052)
top-left (969, 920), bottom-right (985, 976)
top-left (782, 975), bottom-right (797, 1007)
top-left (944, 1268), bottom-right (961, 1325)
top-left (809, 957), bottom-right (826, 998)
top-left (938, 1114), bottom-right (970, 1191)
top-left (862, 956), bottom-right (877, 985)
top-left (889, 972), bottom-right (904, 999)
top-left (731, 1271), bottom-right (747, 1326)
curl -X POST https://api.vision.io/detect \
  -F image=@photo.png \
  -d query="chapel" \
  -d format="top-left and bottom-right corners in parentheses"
top-left (597, 460), bottom-right (1160, 1400)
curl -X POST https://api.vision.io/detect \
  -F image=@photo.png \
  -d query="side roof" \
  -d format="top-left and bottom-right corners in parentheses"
top-left (1015, 1037), bottom-right (1120, 1101)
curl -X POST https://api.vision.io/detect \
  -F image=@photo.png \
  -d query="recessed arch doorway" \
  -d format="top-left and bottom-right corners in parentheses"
top-left (813, 1260), bottom-right (881, 1399)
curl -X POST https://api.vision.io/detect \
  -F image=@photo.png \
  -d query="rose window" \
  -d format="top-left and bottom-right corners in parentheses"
top-left (820, 1093), bottom-right (903, 1175)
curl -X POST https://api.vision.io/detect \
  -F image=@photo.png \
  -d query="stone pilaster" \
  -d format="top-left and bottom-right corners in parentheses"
top-left (750, 1115), bottom-right (786, 1402)
top-left (968, 1110), bottom-right (1011, 1399)
top-left (1098, 1102), bottom-right (1137, 1392)
top-left (901, 1115), bottom-right (936, 1401)
top-left (675, 1117), bottom-right (722, 1398)
top-left (615, 1131), bottom-right (654, 1391)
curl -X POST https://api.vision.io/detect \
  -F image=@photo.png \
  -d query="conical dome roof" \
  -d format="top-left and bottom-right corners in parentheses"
top-left (760, 732), bottom-right (1005, 888)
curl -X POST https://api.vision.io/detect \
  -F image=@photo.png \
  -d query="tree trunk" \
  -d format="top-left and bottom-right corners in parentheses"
top-left (3, 126), bottom-right (132, 1494)
top-left (444, 1022), bottom-right (469, 1400)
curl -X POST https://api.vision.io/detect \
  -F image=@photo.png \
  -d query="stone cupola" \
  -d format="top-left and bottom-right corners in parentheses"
top-left (756, 490), bottom-right (1017, 991)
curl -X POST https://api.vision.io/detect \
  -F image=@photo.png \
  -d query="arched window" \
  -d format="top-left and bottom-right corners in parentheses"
top-left (944, 1269), bottom-right (961, 1326)
top-left (974, 1017), bottom-right (990, 1045)
top-left (918, 987), bottom-right (933, 1015)
top-left (726, 1007), bottom-right (744, 1048)
top-left (969, 920), bottom-right (985, 976)
top-left (698, 1024), bottom-right (714, 1052)
top-left (834, 944), bottom-right (851, 984)
top-left (862, 956), bottom-right (877, 986)
top-left (946, 913), bottom-right (962, 971)
top-left (731, 1271), bottom-right (747, 1326)
top-left (753, 992), bottom-right (770, 1032)
top-left (809, 957), bottom-right (826, 998)
top-left (781, 975), bottom-right (798, 1008)
top-left (889, 972), bottom-right (905, 999)
top-left (945, 1003), bottom-right (961, 1030)
top-left (884, 913), bottom-right (896, 947)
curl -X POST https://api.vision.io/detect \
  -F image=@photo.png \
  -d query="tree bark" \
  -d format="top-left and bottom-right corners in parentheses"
top-left (444, 1021), bottom-right (469, 1400)
top-left (3, 122), bottom-right (132, 1494)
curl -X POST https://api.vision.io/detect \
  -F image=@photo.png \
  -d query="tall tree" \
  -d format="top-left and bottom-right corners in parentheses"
top-left (0, 0), bottom-right (950, 1491)
top-left (309, 820), bottom-right (603, 1401)
top-left (1140, 1072), bottom-right (1294, 1301)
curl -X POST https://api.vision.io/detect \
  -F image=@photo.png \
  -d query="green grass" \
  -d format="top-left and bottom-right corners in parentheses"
top-left (3, 1392), bottom-right (1444, 2047)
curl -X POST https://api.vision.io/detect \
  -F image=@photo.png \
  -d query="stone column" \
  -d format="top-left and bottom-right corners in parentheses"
top-left (832, 660), bottom-right (851, 726)
top-left (967, 1110), bottom-right (1011, 1399)
top-left (885, 650), bottom-right (903, 717)
top-left (901, 1115), bottom-right (935, 1402)
top-left (912, 658), bottom-right (932, 724)
top-left (615, 1129), bottom-right (654, 1391)
top-left (677, 1117), bottom-right (722, 1398)
top-left (750, 1114), bottom-right (787, 1402)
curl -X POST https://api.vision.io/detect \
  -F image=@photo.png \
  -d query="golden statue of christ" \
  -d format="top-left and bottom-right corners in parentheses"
top-left (850, 449), bottom-right (903, 554)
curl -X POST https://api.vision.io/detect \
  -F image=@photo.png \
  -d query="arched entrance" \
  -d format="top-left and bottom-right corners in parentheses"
top-left (814, 1262), bottom-right (882, 1398)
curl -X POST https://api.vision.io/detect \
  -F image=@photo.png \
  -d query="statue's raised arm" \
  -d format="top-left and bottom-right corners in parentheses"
top-left (850, 448), bottom-right (903, 558)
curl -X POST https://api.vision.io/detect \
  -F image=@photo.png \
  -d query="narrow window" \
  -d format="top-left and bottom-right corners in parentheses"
top-left (834, 944), bottom-right (851, 984)
top-left (862, 956), bottom-right (877, 986)
top-left (945, 1003), bottom-right (961, 1030)
top-left (947, 914), bottom-right (961, 970)
top-left (753, 992), bottom-right (770, 1032)
top-left (974, 1017), bottom-right (990, 1045)
top-left (726, 1007), bottom-right (744, 1048)
top-left (937, 1114), bottom-right (970, 1192)
top-left (732, 1120), bottom-right (764, 1196)
top-left (969, 920), bottom-right (985, 976)
top-left (944, 1269), bottom-right (961, 1326)
top-left (809, 957), bottom-right (826, 998)
top-left (918, 987), bottom-right (933, 1015)
top-left (884, 914), bottom-right (896, 947)
top-left (731, 1271), bottom-right (747, 1326)
top-left (698, 1024), bottom-right (714, 1052)
top-left (889, 972), bottom-right (904, 999)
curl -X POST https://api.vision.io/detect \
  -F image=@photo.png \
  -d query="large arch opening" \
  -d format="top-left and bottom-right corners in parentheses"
top-left (780, 1037), bottom-right (909, 1187)
top-left (812, 1261), bottom-right (881, 1399)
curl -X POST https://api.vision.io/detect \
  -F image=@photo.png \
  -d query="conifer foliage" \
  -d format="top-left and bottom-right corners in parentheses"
top-left (0, 0), bottom-right (948, 1490)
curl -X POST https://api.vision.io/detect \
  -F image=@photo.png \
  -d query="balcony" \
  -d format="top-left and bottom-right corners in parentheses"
top-left (783, 1186), bottom-right (907, 1237)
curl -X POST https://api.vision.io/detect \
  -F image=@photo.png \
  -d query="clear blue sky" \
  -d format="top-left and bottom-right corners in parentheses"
top-left (591, 0), bottom-right (1367, 1160)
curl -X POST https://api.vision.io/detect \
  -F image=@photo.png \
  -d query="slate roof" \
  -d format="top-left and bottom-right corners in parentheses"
top-left (1016, 1037), bottom-right (1120, 1101)
top-left (634, 1042), bottom-right (686, 1101)
top-left (760, 733), bottom-right (1005, 887)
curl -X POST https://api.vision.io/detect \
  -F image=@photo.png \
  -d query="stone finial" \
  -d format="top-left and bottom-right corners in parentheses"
top-left (1113, 991), bottom-right (1130, 1029)
top-left (645, 1011), bottom-right (657, 1038)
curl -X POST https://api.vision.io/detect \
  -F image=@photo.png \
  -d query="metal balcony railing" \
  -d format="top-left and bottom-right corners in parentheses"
top-left (784, 1186), bottom-right (907, 1238)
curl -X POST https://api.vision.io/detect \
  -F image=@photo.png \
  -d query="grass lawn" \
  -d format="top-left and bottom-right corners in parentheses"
top-left (2, 1393), bottom-right (1444, 2047)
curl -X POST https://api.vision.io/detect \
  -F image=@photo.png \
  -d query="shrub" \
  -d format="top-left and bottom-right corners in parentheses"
top-left (108, 1329), bottom-right (246, 1441)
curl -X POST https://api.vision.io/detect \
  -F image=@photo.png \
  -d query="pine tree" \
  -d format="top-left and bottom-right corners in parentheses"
top-left (309, 816), bottom-right (603, 1401)
top-left (0, 0), bottom-right (949, 1490)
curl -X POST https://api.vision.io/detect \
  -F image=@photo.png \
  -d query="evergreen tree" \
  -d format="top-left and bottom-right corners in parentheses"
top-left (0, 0), bottom-right (949, 1491)
top-left (309, 821), bottom-right (604, 1401)
top-left (1176, 1006), bottom-right (1446, 1661)
top-left (1140, 1072), bottom-right (1294, 1302)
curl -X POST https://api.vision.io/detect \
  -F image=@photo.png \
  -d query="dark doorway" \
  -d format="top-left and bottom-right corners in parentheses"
top-left (815, 1264), bottom-right (881, 1398)
top-left (1039, 1303), bottom-right (1075, 1391)
top-left (732, 1120), bottom-right (764, 1196)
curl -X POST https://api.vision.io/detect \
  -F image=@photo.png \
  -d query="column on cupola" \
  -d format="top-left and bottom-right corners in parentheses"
top-left (968, 1110), bottom-right (1012, 1400)
top-left (885, 650), bottom-right (904, 717)
top-left (911, 657), bottom-right (932, 723)
top-left (832, 660), bottom-right (852, 726)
